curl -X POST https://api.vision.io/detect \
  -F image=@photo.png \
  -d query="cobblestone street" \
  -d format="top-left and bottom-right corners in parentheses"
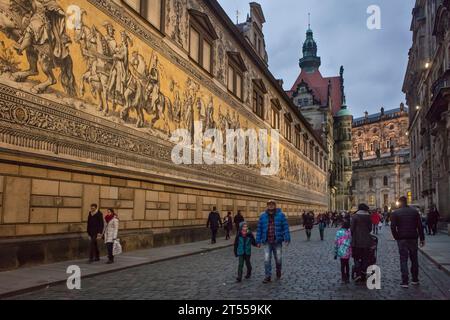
top-left (11, 226), bottom-right (450, 300)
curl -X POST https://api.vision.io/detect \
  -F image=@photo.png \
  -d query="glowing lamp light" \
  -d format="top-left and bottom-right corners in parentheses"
top-left (396, 201), bottom-right (400, 207)
top-left (425, 62), bottom-right (430, 69)
top-left (416, 105), bottom-right (421, 110)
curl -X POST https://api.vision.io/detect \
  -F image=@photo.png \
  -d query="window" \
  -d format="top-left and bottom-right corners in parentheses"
top-left (303, 135), bottom-right (308, 156)
top-left (369, 177), bottom-right (374, 188)
top-left (369, 195), bottom-right (375, 206)
top-left (123, 0), bottom-right (164, 31)
top-left (284, 114), bottom-right (293, 142)
top-left (407, 191), bottom-right (412, 204)
top-left (295, 126), bottom-right (301, 149)
top-left (189, 10), bottom-right (218, 74)
top-left (309, 143), bottom-right (314, 161)
top-left (383, 194), bottom-right (389, 206)
top-left (383, 176), bottom-right (388, 186)
top-left (270, 100), bottom-right (281, 129)
top-left (252, 80), bottom-right (267, 119)
top-left (227, 52), bottom-right (246, 100)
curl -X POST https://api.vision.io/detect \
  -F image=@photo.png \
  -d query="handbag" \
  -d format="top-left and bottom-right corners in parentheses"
top-left (113, 239), bottom-right (122, 256)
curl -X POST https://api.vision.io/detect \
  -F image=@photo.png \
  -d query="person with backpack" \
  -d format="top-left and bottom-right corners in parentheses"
top-left (334, 220), bottom-right (352, 284)
top-left (351, 203), bottom-right (373, 283)
top-left (234, 221), bottom-right (257, 282)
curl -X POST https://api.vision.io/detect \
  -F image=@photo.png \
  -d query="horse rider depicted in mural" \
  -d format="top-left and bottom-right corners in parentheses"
top-left (103, 21), bottom-right (117, 53)
top-left (14, 0), bottom-right (71, 60)
top-left (108, 30), bottom-right (132, 111)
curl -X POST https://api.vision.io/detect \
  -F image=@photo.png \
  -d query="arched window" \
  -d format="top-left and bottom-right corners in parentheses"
top-left (383, 176), bottom-right (388, 186)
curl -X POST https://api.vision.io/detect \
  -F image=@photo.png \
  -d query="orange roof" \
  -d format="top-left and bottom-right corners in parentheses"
top-left (287, 69), bottom-right (343, 116)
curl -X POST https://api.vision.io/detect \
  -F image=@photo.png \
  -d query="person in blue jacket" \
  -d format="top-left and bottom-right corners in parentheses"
top-left (256, 200), bottom-right (291, 283)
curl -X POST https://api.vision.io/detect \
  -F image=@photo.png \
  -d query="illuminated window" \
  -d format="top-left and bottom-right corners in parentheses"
top-left (407, 191), bottom-right (412, 204)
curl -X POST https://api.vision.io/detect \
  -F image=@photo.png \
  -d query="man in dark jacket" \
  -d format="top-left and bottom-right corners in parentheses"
top-left (391, 196), bottom-right (425, 288)
top-left (303, 212), bottom-right (315, 241)
top-left (207, 206), bottom-right (222, 244)
top-left (351, 203), bottom-right (373, 283)
top-left (87, 203), bottom-right (104, 263)
top-left (427, 205), bottom-right (440, 236)
top-left (233, 210), bottom-right (244, 234)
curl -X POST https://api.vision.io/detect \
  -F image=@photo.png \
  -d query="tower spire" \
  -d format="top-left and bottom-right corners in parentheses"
top-left (308, 13), bottom-right (311, 29)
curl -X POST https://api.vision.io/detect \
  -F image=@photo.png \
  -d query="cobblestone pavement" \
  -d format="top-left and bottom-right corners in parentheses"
top-left (10, 226), bottom-right (450, 300)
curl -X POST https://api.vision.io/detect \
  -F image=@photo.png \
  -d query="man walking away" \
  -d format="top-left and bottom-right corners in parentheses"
top-left (87, 204), bottom-right (104, 263)
top-left (207, 206), bottom-right (222, 244)
top-left (224, 211), bottom-right (233, 240)
top-left (427, 206), bottom-right (440, 236)
top-left (351, 203), bottom-right (373, 283)
top-left (391, 196), bottom-right (425, 288)
top-left (234, 210), bottom-right (244, 235)
top-left (304, 212), bottom-right (315, 241)
top-left (318, 213), bottom-right (327, 241)
top-left (256, 200), bottom-right (291, 283)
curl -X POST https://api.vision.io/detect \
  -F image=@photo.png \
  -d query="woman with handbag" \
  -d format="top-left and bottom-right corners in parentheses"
top-left (104, 208), bottom-right (119, 264)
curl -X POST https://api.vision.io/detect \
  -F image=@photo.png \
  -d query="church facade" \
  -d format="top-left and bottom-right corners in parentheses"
top-left (287, 27), bottom-right (353, 211)
top-left (0, 1), bottom-right (329, 270)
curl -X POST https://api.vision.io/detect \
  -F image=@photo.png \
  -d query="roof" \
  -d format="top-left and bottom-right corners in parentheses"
top-left (287, 69), bottom-right (343, 115)
top-left (353, 107), bottom-right (409, 125)
top-left (336, 105), bottom-right (352, 117)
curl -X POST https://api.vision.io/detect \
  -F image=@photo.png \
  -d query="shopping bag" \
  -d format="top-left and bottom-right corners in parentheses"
top-left (113, 239), bottom-right (122, 256)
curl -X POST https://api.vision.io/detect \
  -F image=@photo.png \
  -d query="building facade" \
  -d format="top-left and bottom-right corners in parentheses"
top-left (287, 27), bottom-right (353, 211)
top-left (352, 106), bottom-right (411, 211)
top-left (403, 0), bottom-right (450, 220)
top-left (0, 1), bottom-right (329, 270)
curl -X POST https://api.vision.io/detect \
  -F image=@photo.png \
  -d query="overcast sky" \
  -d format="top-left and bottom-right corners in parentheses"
top-left (218, 0), bottom-right (415, 118)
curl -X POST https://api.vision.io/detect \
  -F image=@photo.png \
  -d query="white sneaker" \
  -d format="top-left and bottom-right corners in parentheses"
top-left (411, 281), bottom-right (419, 285)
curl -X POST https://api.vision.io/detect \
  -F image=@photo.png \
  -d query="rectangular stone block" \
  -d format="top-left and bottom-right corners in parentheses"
top-left (16, 224), bottom-right (45, 236)
top-left (63, 197), bottom-right (82, 208)
top-left (118, 209), bottom-right (133, 221)
top-left (30, 207), bottom-right (58, 223)
top-left (68, 223), bottom-right (85, 233)
top-left (141, 182), bottom-right (153, 190)
top-left (169, 193), bottom-right (178, 220)
top-left (158, 192), bottom-right (170, 202)
top-left (146, 202), bottom-right (157, 209)
top-left (59, 182), bottom-right (82, 197)
top-left (100, 186), bottom-right (118, 199)
top-left (92, 176), bottom-right (111, 185)
top-left (127, 180), bottom-right (141, 188)
top-left (146, 191), bottom-right (158, 202)
top-left (20, 166), bottom-right (47, 178)
top-left (178, 194), bottom-right (188, 203)
top-left (163, 220), bottom-right (174, 227)
top-left (157, 210), bottom-right (170, 220)
top-left (32, 179), bottom-right (59, 196)
top-left (100, 199), bottom-right (117, 208)
top-left (45, 224), bottom-right (69, 234)
top-left (72, 173), bottom-right (92, 183)
top-left (58, 208), bottom-right (82, 223)
top-left (111, 178), bottom-right (127, 187)
top-left (83, 185), bottom-right (99, 221)
top-left (119, 188), bottom-right (134, 200)
top-left (125, 221), bottom-right (140, 229)
top-left (0, 225), bottom-right (16, 237)
top-left (0, 163), bottom-right (19, 175)
top-left (145, 210), bottom-right (157, 221)
top-left (134, 189), bottom-right (145, 220)
top-left (153, 221), bottom-right (163, 228)
top-left (164, 185), bottom-right (175, 192)
top-left (30, 195), bottom-right (54, 207)
top-left (118, 200), bottom-right (134, 209)
top-left (140, 221), bottom-right (152, 228)
top-left (4, 177), bottom-right (31, 223)
top-left (47, 170), bottom-right (72, 181)
top-left (188, 195), bottom-right (197, 204)
top-left (152, 184), bottom-right (164, 191)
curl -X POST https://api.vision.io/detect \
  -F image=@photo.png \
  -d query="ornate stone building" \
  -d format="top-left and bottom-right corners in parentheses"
top-left (352, 106), bottom-right (411, 211)
top-left (0, 0), bottom-right (328, 269)
top-left (403, 0), bottom-right (450, 220)
top-left (286, 26), bottom-right (353, 211)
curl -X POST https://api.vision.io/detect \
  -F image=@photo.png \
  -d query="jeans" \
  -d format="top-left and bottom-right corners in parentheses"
top-left (106, 242), bottom-right (114, 262)
top-left (397, 239), bottom-right (419, 283)
top-left (225, 228), bottom-right (231, 240)
top-left (305, 229), bottom-right (312, 240)
top-left (89, 236), bottom-right (100, 260)
top-left (341, 258), bottom-right (350, 281)
top-left (319, 228), bottom-right (324, 240)
top-left (352, 247), bottom-right (371, 280)
top-left (211, 228), bottom-right (218, 243)
top-left (237, 255), bottom-right (252, 279)
top-left (372, 224), bottom-right (378, 234)
top-left (264, 243), bottom-right (282, 278)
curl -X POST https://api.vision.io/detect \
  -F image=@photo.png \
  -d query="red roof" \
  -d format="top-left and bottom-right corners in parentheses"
top-left (287, 69), bottom-right (343, 116)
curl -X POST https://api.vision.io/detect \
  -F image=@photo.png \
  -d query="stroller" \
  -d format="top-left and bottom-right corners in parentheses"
top-left (352, 235), bottom-right (378, 280)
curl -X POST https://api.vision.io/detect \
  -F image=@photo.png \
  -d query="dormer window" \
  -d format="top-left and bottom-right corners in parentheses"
top-left (227, 52), bottom-right (247, 101)
top-left (189, 9), bottom-right (218, 74)
top-left (123, 0), bottom-right (164, 31)
top-left (252, 79), bottom-right (267, 120)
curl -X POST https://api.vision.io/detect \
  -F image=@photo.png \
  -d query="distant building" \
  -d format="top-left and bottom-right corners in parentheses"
top-left (403, 0), bottom-right (450, 220)
top-left (352, 105), bottom-right (411, 211)
top-left (287, 26), bottom-right (353, 211)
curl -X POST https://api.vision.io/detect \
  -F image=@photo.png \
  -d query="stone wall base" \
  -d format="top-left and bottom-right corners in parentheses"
top-left (0, 218), bottom-right (301, 271)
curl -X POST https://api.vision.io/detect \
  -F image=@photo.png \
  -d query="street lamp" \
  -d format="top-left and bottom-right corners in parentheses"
top-left (425, 62), bottom-right (430, 69)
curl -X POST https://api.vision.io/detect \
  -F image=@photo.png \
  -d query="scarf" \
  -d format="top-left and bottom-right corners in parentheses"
top-left (105, 213), bottom-right (115, 223)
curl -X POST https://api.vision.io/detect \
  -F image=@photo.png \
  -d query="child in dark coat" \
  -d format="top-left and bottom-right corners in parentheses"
top-left (234, 221), bottom-right (257, 282)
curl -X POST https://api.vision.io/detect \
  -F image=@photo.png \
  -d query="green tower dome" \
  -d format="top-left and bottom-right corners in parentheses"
top-left (299, 27), bottom-right (321, 72)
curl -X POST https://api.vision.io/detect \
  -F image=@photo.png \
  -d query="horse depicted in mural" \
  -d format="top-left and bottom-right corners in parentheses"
top-left (0, 0), bottom-right (77, 95)
top-left (75, 19), bottom-right (114, 115)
